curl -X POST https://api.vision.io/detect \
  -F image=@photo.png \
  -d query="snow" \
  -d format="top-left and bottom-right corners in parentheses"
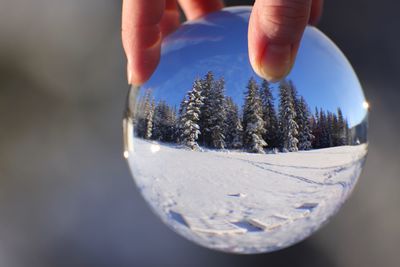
top-left (126, 138), bottom-right (367, 253)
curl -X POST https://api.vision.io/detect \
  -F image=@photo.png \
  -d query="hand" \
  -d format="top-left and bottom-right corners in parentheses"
top-left (122, 0), bottom-right (323, 85)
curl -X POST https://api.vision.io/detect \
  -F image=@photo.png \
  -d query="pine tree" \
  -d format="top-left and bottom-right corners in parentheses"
top-left (297, 96), bottom-right (314, 150)
top-left (232, 115), bottom-right (243, 149)
top-left (259, 79), bottom-right (279, 149)
top-left (136, 90), bottom-right (154, 139)
top-left (152, 101), bottom-right (163, 140)
top-left (209, 78), bottom-right (227, 149)
top-left (179, 80), bottom-right (204, 150)
top-left (243, 77), bottom-right (267, 153)
top-left (319, 109), bottom-right (330, 148)
top-left (326, 111), bottom-right (334, 147)
top-left (135, 97), bottom-right (145, 138)
top-left (225, 97), bottom-right (243, 149)
top-left (332, 112), bottom-right (339, 146)
top-left (176, 96), bottom-right (187, 144)
top-left (336, 108), bottom-right (347, 146)
top-left (152, 101), bottom-right (168, 141)
top-left (345, 119), bottom-right (351, 145)
top-left (145, 100), bottom-right (155, 139)
top-left (279, 81), bottom-right (299, 152)
top-left (199, 71), bottom-right (214, 147)
top-left (153, 101), bottom-right (177, 142)
top-left (167, 107), bottom-right (177, 142)
top-left (312, 107), bottom-right (321, 148)
top-left (289, 80), bottom-right (301, 126)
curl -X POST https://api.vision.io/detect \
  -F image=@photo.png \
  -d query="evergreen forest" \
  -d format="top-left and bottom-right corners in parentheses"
top-left (135, 71), bottom-right (353, 153)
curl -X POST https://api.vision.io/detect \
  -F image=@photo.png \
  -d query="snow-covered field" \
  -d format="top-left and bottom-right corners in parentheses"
top-left (126, 138), bottom-right (367, 253)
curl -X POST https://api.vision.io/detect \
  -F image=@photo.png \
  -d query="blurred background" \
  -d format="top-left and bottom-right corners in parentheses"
top-left (0, 0), bottom-right (399, 266)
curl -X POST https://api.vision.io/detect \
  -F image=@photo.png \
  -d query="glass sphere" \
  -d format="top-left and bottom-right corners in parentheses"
top-left (123, 6), bottom-right (368, 253)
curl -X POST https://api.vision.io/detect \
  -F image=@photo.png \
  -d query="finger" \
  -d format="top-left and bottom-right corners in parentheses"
top-left (122, 0), bottom-right (164, 85)
top-left (160, 0), bottom-right (181, 37)
top-left (178, 0), bottom-right (224, 20)
top-left (309, 0), bottom-right (323, 25)
top-left (248, 0), bottom-right (313, 82)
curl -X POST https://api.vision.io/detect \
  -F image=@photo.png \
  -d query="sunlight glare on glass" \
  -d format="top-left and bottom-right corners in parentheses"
top-left (363, 101), bottom-right (370, 110)
top-left (150, 144), bottom-right (161, 153)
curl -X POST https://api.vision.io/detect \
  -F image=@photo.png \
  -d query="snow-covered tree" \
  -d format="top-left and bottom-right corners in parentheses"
top-left (152, 101), bottom-right (177, 142)
top-left (199, 71), bottom-right (214, 147)
top-left (321, 109), bottom-right (330, 148)
top-left (168, 106), bottom-right (178, 142)
top-left (336, 108), bottom-right (347, 146)
top-left (152, 101), bottom-right (164, 140)
top-left (259, 79), bottom-right (280, 149)
top-left (243, 77), bottom-right (267, 153)
top-left (176, 96), bottom-right (187, 144)
top-left (145, 100), bottom-right (155, 139)
top-left (345, 119), bottom-right (351, 145)
top-left (279, 81), bottom-right (299, 152)
top-left (288, 80), bottom-right (301, 124)
top-left (332, 112), bottom-right (340, 146)
top-left (136, 89), bottom-right (154, 139)
top-left (311, 107), bottom-right (320, 148)
top-left (312, 108), bottom-right (350, 148)
top-left (225, 97), bottom-right (243, 149)
top-left (297, 96), bottom-right (314, 150)
top-left (179, 80), bottom-right (204, 150)
top-left (327, 111), bottom-right (335, 147)
top-left (209, 78), bottom-right (227, 149)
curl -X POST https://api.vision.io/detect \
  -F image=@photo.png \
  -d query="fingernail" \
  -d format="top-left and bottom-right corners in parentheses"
top-left (127, 63), bottom-right (132, 85)
top-left (260, 44), bottom-right (292, 82)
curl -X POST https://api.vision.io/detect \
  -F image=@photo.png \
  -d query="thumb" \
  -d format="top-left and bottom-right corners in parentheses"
top-left (248, 0), bottom-right (313, 82)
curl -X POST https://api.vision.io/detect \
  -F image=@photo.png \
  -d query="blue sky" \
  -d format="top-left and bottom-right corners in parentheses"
top-left (142, 7), bottom-right (367, 127)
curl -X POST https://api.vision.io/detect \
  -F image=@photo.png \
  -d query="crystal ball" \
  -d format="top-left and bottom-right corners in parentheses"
top-left (123, 6), bottom-right (368, 253)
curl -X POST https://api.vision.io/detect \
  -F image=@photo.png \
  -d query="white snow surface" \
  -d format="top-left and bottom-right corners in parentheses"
top-left (127, 139), bottom-right (367, 253)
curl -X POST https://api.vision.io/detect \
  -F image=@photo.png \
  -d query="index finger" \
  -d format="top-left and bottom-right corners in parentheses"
top-left (122, 0), bottom-right (165, 85)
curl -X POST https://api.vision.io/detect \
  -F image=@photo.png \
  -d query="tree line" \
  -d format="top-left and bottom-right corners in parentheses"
top-left (135, 71), bottom-right (351, 153)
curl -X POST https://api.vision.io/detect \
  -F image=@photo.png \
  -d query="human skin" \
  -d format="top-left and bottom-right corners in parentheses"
top-left (122, 0), bottom-right (323, 85)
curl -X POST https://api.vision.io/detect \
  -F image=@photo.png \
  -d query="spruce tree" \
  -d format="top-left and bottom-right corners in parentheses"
top-left (179, 80), bottom-right (204, 150)
top-left (279, 81), bottom-right (299, 152)
top-left (167, 107), bottom-right (177, 142)
top-left (297, 96), bottom-right (314, 150)
top-left (319, 109), bottom-right (330, 148)
top-left (225, 97), bottom-right (243, 149)
top-left (345, 119), bottom-right (351, 145)
top-left (145, 100), bottom-right (155, 139)
top-left (135, 97), bottom-right (146, 138)
top-left (312, 107), bottom-right (321, 149)
top-left (289, 80), bottom-right (301, 126)
top-left (260, 79), bottom-right (279, 149)
top-left (176, 96), bottom-right (187, 144)
top-left (243, 77), bottom-right (267, 153)
top-left (152, 101), bottom-right (163, 141)
top-left (337, 108), bottom-right (347, 146)
top-left (231, 115), bottom-right (243, 149)
top-left (209, 78), bottom-right (227, 149)
top-left (326, 111), bottom-right (334, 147)
top-left (199, 71), bottom-right (214, 146)
top-left (153, 101), bottom-right (176, 142)
top-left (136, 90), bottom-right (153, 139)
top-left (332, 112), bottom-right (339, 146)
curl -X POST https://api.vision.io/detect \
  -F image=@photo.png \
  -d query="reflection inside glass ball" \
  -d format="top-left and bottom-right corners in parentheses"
top-left (123, 6), bottom-right (368, 253)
